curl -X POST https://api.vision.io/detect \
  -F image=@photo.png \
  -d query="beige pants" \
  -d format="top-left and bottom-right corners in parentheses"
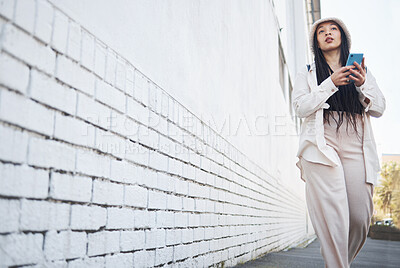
top-left (301, 111), bottom-right (374, 268)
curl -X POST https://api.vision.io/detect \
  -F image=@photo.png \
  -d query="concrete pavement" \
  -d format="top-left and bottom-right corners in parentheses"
top-left (234, 237), bottom-right (400, 267)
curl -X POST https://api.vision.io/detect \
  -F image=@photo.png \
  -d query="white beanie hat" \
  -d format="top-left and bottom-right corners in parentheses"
top-left (309, 17), bottom-right (351, 54)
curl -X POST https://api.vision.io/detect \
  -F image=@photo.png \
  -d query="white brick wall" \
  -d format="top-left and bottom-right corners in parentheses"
top-left (0, 1), bottom-right (308, 267)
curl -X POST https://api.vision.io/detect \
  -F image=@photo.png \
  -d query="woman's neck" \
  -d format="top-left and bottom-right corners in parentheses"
top-left (323, 49), bottom-right (341, 69)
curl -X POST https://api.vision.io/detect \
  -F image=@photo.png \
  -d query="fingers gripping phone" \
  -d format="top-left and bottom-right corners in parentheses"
top-left (346, 53), bottom-right (363, 82)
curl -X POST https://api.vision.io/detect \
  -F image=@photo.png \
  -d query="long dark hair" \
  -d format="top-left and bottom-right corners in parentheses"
top-left (313, 22), bottom-right (364, 139)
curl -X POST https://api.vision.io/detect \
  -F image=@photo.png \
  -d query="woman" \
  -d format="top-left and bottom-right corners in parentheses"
top-left (291, 17), bottom-right (386, 268)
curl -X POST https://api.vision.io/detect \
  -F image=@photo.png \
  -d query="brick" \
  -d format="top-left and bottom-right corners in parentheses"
top-left (188, 214), bottom-right (200, 227)
top-left (0, 0), bottom-right (15, 19)
top-left (110, 158), bottom-right (140, 183)
top-left (0, 233), bottom-right (44, 266)
top-left (105, 48), bottom-right (116, 85)
top-left (204, 227), bottom-right (214, 241)
top-left (126, 165), bottom-right (147, 186)
top-left (139, 124), bottom-right (158, 149)
top-left (0, 162), bottom-right (48, 198)
top-left (166, 229), bottom-right (181, 246)
top-left (76, 148), bottom-right (110, 178)
top-left (110, 111), bottom-right (139, 141)
top-left (92, 179), bottom-right (124, 206)
top-left (155, 246), bottom-right (174, 266)
top-left (182, 197), bottom-right (195, 212)
top-left (0, 52), bottom-right (29, 94)
top-left (54, 112), bottom-right (95, 147)
top-left (193, 227), bottom-right (205, 242)
top-left (149, 109), bottom-right (168, 136)
top-left (159, 134), bottom-right (175, 157)
top-left (181, 228), bottom-right (193, 243)
top-left (94, 40), bottom-right (106, 78)
top-left (148, 190), bottom-right (167, 210)
top-left (0, 124), bottom-right (28, 163)
top-left (14, 0), bottom-right (35, 33)
top-left (134, 209), bottom-right (156, 229)
top-left (50, 172), bottom-right (92, 202)
top-left (174, 243), bottom-right (192, 261)
top-left (44, 230), bottom-right (87, 261)
top-left (148, 83), bottom-right (159, 113)
top-left (76, 92), bottom-right (111, 130)
top-left (30, 69), bottom-right (77, 115)
top-left (175, 178), bottom-right (188, 195)
top-left (81, 30), bottom-right (95, 71)
top-left (0, 198), bottom-right (20, 232)
top-left (34, 0), bottom-right (53, 43)
top-left (175, 212), bottom-right (188, 228)
top-left (126, 97), bottom-right (149, 125)
top-left (182, 160), bottom-right (196, 180)
top-left (198, 240), bottom-right (210, 255)
top-left (56, 54), bottom-right (95, 96)
top-left (168, 98), bottom-right (175, 123)
top-left (0, 88), bottom-right (54, 136)
top-left (160, 91), bottom-right (169, 118)
top-left (95, 126), bottom-right (125, 159)
top-left (125, 140), bottom-right (149, 166)
top-left (166, 194), bottom-right (182, 211)
top-left (157, 172), bottom-right (175, 192)
top-left (51, 9), bottom-right (68, 53)
top-left (202, 214), bottom-right (213, 228)
top-left (67, 20), bottom-right (81, 61)
top-left (134, 70), bottom-right (148, 106)
top-left (115, 57), bottom-right (126, 91)
top-left (133, 250), bottom-right (155, 268)
top-left (87, 231), bottom-right (119, 256)
top-left (70, 205), bottom-right (106, 230)
top-left (106, 207), bottom-right (134, 229)
top-left (156, 210), bottom-right (174, 228)
top-left (169, 158), bottom-right (183, 177)
top-left (120, 230), bottom-right (145, 251)
top-left (95, 78), bottom-right (125, 113)
top-left (148, 150), bottom-right (168, 172)
top-left (145, 229), bottom-right (165, 249)
top-left (105, 253), bottom-right (134, 268)
top-left (68, 256), bottom-right (105, 268)
top-left (3, 23), bottom-right (56, 75)
top-left (139, 168), bottom-right (156, 190)
top-left (28, 136), bottom-right (75, 171)
top-left (123, 64), bottom-right (133, 95)
top-left (124, 184), bottom-right (147, 208)
top-left (20, 199), bottom-right (70, 231)
top-left (168, 122), bottom-right (183, 143)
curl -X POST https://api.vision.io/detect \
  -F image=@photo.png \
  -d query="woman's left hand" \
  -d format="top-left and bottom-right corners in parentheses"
top-left (348, 57), bottom-right (366, 87)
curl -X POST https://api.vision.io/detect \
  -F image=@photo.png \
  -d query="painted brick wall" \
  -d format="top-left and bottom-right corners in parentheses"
top-left (0, 0), bottom-right (308, 267)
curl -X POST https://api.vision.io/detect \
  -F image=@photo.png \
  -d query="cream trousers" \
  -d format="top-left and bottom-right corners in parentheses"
top-left (301, 111), bottom-right (374, 268)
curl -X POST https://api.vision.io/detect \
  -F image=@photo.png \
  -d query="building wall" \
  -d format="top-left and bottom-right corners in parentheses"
top-left (0, 0), bottom-right (313, 267)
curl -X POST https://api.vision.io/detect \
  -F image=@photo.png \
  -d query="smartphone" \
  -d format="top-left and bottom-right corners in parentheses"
top-left (346, 53), bottom-right (363, 67)
top-left (346, 53), bottom-right (363, 81)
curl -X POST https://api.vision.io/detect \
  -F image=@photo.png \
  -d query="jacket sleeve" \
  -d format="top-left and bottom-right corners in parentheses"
top-left (355, 67), bottom-right (386, 118)
top-left (291, 66), bottom-right (339, 118)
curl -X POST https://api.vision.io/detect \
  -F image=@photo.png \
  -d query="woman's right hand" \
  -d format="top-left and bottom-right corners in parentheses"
top-left (330, 66), bottom-right (354, 87)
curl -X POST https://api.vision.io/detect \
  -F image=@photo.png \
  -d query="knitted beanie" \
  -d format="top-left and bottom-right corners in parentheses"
top-left (309, 17), bottom-right (352, 54)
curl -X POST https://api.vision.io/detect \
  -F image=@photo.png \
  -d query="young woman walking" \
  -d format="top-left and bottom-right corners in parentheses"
top-left (292, 17), bottom-right (386, 268)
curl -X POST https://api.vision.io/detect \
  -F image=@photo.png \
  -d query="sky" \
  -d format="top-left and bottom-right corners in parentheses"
top-left (321, 0), bottom-right (400, 155)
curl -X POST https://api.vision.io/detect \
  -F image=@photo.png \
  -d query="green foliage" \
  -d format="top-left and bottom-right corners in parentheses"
top-left (376, 161), bottom-right (400, 227)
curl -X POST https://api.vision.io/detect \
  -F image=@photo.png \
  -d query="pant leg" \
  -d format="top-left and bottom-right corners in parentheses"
top-left (333, 117), bottom-right (374, 266)
top-left (300, 157), bottom-right (350, 268)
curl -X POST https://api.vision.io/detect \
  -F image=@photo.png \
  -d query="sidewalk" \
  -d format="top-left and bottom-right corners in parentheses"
top-left (234, 237), bottom-right (400, 267)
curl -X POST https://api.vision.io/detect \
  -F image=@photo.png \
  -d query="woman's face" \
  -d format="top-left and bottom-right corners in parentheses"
top-left (316, 21), bottom-right (342, 52)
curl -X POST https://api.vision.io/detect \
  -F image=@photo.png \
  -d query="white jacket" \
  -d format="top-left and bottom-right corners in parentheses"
top-left (292, 62), bottom-right (386, 185)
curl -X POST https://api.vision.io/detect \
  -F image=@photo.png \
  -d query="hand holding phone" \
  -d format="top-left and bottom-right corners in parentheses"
top-left (346, 53), bottom-right (363, 82)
